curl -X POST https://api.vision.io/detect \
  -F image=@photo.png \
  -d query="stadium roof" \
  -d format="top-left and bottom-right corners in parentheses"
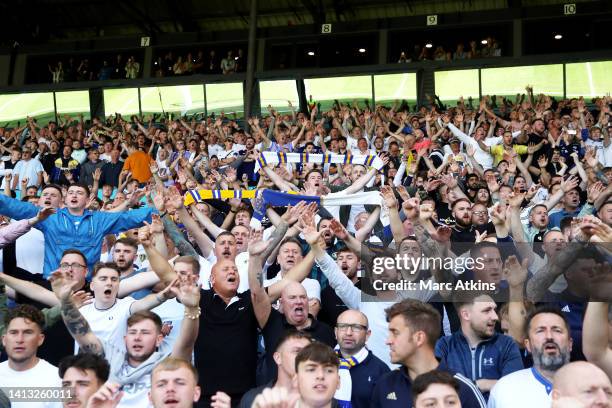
top-left (0, 0), bottom-right (603, 45)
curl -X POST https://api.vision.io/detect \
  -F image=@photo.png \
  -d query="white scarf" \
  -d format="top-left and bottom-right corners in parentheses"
top-left (334, 346), bottom-right (369, 408)
top-left (255, 151), bottom-right (385, 172)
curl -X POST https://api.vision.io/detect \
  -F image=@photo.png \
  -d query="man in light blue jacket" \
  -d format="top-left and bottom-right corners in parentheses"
top-left (0, 182), bottom-right (156, 279)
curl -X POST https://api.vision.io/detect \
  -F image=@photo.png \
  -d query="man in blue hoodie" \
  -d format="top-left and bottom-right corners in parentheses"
top-left (371, 299), bottom-right (486, 408)
top-left (435, 293), bottom-right (523, 400)
top-left (0, 182), bottom-right (155, 278)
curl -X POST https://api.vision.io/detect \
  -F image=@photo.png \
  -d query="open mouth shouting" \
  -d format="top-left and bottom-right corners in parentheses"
top-left (543, 342), bottom-right (560, 354)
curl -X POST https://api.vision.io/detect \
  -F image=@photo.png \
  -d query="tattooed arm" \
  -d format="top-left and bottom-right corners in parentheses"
top-left (50, 271), bottom-right (103, 355)
top-left (161, 213), bottom-right (199, 258)
top-left (525, 242), bottom-right (586, 301)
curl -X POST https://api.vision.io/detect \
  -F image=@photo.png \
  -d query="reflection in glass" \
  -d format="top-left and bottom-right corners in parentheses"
top-left (103, 88), bottom-right (140, 117)
top-left (435, 69), bottom-right (480, 106)
top-left (259, 80), bottom-right (299, 114)
top-left (0, 92), bottom-right (55, 127)
top-left (481, 64), bottom-right (563, 97)
top-left (566, 61), bottom-right (612, 98)
top-left (205, 82), bottom-right (244, 118)
top-left (304, 76), bottom-right (372, 112)
top-left (140, 85), bottom-right (205, 117)
top-left (374, 73), bottom-right (417, 107)
top-left (55, 90), bottom-right (91, 121)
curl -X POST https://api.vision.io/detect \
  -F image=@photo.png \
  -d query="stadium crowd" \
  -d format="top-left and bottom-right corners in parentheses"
top-left (398, 38), bottom-right (502, 62)
top-left (0, 86), bottom-right (610, 408)
top-left (46, 54), bottom-right (142, 83)
top-left (153, 48), bottom-right (246, 77)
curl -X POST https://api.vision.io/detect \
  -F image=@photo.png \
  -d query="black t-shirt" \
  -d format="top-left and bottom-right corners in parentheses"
top-left (319, 279), bottom-right (361, 328)
top-left (194, 289), bottom-right (259, 399)
top-left (527, 132), bottom-right (550, 162)
top-left (261, 309), bottom-right (336, 384)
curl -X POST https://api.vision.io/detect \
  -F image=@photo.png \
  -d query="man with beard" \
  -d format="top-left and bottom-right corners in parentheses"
top-left (110, 237), bottom-right (141, 276)
top-left (487, 307), bottom-right (573, 408)
top-left (450, 198), bottom-right (477, 254)
top-left (435, 294), bottom-right (523, 398)
top-left (307, 217), bottom-right (344, 288)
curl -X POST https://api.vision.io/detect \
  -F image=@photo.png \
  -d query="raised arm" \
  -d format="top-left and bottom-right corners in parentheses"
top-left (191, 205), bottom-right (226, 240)
top-left (380, 186), bottom-right (405, 244)
top-left (128, 279), bottom-right (176, 314)
top-left (247, 229), bottom-right (272, 329)
top-left (0, 272), bottom-right (58, 306)
top-left (342, 155), bottom-right (388, 195)
top-left (261, 165), bottom-right (299, 192)
top-left (526, 242), bottom-right (586, 301)
top-left (583, 302), bottom-right (612, 378)
top-left (50, 270), bottom-right (103, 355)
top-left (118, 271), bottom-right (160, 298)
top-left (0, 192), bottom-right (39, 221)
top-left (139, 225), bottom-right (177, 286)
top-left (504, 256), bottom-right (529, 345)
top-left (0, 207), bottom-right (55, 249)
top-left (170, 278), bottom-right (201, 360)
top-left (164, 186), bottom-right (216, 258)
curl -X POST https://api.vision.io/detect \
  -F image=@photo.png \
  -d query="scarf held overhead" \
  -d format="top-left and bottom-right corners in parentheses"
top-left (255, 151), bottom-right (385, 172)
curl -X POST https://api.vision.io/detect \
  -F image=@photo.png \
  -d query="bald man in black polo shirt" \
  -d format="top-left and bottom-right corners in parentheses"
top-left (141, 218), bottom-right (292, 407)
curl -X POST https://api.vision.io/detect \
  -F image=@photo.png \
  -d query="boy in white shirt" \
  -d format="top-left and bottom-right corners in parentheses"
top-left (77, 262), bottom-right (173, 353)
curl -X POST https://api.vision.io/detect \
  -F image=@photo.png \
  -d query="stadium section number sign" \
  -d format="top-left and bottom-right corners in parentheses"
top-left (563, 3), bottom-right (576, 15)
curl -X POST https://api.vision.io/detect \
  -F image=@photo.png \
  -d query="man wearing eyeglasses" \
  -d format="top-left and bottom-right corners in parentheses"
top-left (335, 310), bottom-right (389, 408)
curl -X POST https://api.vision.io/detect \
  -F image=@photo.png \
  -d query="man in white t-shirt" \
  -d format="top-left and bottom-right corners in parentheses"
top-left (12, 147), bottom-right (44, 191)
top-left (77, 262), bottom-right (172, 353)
top-left (51, 268), bottom-right (200, 408)
top-left (263, 237), bottom-right (320, 303)
top-left (0, 304), bottom-right (62, 408)
top-left (488, 308), bottom-right (573, 408)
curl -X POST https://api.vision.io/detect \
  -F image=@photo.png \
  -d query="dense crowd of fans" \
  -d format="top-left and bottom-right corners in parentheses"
top-left (0, 85), bottom-right (610, 408)
top-left (398, 38), bottom-right (502, 62)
